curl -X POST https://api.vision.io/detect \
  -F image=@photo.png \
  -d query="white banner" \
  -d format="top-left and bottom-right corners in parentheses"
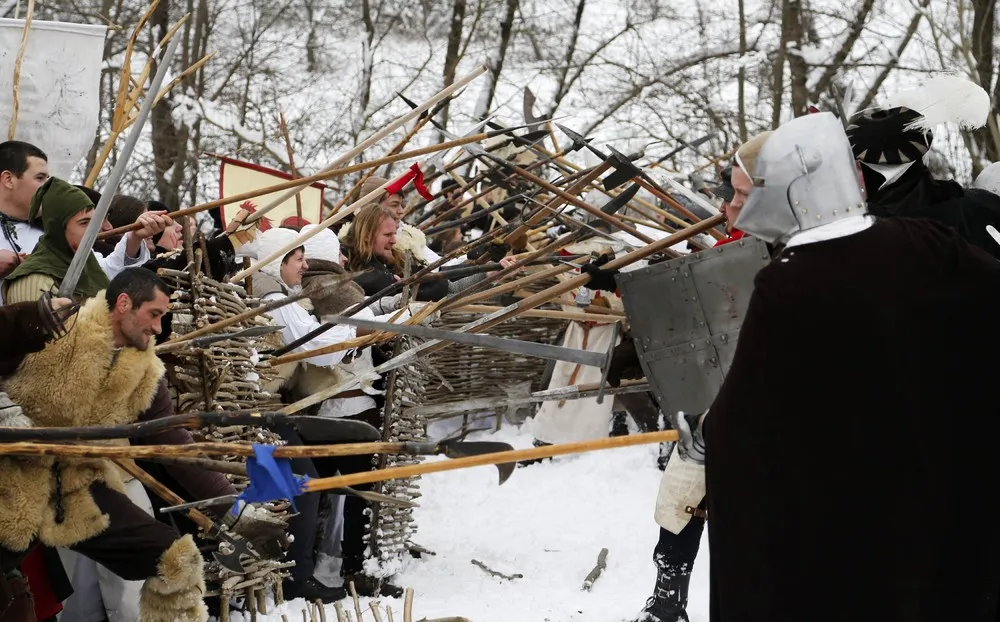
top-left (0, 18), bottom-right (106, 179)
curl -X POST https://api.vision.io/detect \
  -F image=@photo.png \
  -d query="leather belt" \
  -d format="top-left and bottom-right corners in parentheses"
top-left (685, 505), bottom-right (708, 520)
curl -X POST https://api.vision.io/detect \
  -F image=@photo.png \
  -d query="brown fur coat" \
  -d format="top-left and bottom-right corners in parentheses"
top-left (0, 294), bottom-right (165, 551)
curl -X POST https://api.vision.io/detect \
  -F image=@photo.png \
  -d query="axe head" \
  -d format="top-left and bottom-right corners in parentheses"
top-left (522, 87), bottom-right (551, 132)
top-left (295, 416), bottom-right (381, 443)
top-left (602, 145), bottom-right (647, 191)
top-left (213, 532), bottom-right (254, 573)
top-left (556, 123), bottom-right (606, 160)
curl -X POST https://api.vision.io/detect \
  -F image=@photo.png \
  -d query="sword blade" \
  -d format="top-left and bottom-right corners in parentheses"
top-left (326, 315), bottom-right (608, 368)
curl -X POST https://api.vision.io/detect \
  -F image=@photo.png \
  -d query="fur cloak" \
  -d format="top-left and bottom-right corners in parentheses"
top-left (704, 218), bottom-right (1000, 622)
top-left (0, 295), bottom-right (164, 551)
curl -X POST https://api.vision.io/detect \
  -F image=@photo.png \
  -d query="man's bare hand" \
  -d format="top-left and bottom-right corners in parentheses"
top-left (133, 211), bottom-right (173, 240)
top-left (0, 250), bottom-right (21, 277)
top-left (49, 297), bottom-right (74, 313)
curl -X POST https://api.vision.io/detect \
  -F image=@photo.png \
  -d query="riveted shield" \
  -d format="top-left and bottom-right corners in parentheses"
top-left (615, 237), bottom-right (771, 416)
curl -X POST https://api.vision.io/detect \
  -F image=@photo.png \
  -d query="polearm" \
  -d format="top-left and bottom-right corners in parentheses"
top-left (98, 123), bottom-right (537, 240)
top-left (240, 65), bottom-right (488, 227)
top-left (59, 36), bottom-right (182, 297)
top-left (329, 96), bottom-right (453, 215)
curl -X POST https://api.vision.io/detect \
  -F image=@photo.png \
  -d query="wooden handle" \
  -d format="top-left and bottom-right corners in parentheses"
top-left (114, 458), bottom-right (215, 531)
top-left (304, 430), bottom-right (680, 492)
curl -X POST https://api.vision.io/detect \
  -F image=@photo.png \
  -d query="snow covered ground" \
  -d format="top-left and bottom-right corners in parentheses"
top-left (227, 424), bottom-right (710, 621)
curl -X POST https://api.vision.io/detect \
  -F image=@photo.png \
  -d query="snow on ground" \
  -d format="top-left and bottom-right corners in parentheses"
top-left (227, 424), bottom-right (709, 621)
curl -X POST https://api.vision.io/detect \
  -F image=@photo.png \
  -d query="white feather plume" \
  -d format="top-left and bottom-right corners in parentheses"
top-left (884, 75), bottom-right (990, 131)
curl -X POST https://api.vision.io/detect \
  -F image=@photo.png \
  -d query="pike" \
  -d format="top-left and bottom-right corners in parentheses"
top-left (227, 123), bottom-right (546, 285)
top-left (60, 35), bottom-right (182, 297)
top-left (272, 184), bottom-right (639, 364)
top-left (557, 124), bottom-right (721, 239)
top-left (241, 65), bottom-right (488, 227)
top-left (462, 142), bottom-right (657, 244)
top-left (98, 122), bottom-right (544, 240)
top-left (316, 314), bottom-right (623, 404)
top-left (139, 457), bottom-right (417, 509)
top-left (0, 413), bottom-right (381, 442)
top-left (0, 439), bottom-right (518, 482)
top-left (408, 380), bottom-right (651, 419)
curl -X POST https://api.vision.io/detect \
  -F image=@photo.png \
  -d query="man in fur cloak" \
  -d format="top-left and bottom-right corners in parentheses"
top-left (687, 112), bottom-right (1000, 622)
top-left (0, 269), bottom-right (210, 622)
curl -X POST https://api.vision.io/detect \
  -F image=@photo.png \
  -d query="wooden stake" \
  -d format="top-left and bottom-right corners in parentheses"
top-left (349, 582), bottom-right (364, 622)
top-left (370, 601), bottom-right (385, 622)
top-left (7, 0), bottom-right (35, 141)
top-left (334, 602), bottom-right (347, 622)
top-left (404, 589), bottom-right (414, 622)
top-left (582, 548), bottom-right (609, 591)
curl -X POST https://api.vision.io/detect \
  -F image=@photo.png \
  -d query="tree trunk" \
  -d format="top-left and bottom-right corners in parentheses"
top-left (438, 0), bottom-right (467, 139)
top-left (475, 0), bottom-right (519, 120)
top-left (971, 0), bottom-right (998, 169)
top-left (771, 0), bottom-right (789, 127)
top-left (737, 0), bottom-right (747, 141)
top-left (786, 0), bottom-right (808, 117)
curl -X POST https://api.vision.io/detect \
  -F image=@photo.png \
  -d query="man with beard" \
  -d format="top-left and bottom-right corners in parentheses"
top-left (683, 111), bottom-right (1000, 622)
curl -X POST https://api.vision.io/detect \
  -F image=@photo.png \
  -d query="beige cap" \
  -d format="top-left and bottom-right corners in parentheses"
top-left (734, 130), bottom-right (773, 178)
top-left (358, 176), bottom-right (393, 202)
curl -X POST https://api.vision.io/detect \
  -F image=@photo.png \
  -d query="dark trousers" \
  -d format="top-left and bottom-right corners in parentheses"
top-left (0, 483), bottom-right (180, 620)
top-left (654, 497), bottom-right (706, 581)
top-left (280, 410), bottom-right (379, 580)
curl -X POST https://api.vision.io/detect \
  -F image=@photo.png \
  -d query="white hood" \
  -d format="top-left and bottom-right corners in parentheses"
top-left (253, 227), bottom-right (302, 282)
top-left (302, 224), bottom-right (341, 264)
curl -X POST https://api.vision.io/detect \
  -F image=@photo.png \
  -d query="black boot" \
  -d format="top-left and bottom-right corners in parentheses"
top-left (634, 568), bottom-right (691, 622)
top-left (610, 411), bottom-right (630, 437)
top-left (283, 576), bottom-right (347, 603)
top-left (343, 572), bottom-right (405, 598)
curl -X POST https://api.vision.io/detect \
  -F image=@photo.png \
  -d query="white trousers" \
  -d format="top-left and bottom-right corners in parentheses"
top-left (56, 478), bottom-right (154, 622)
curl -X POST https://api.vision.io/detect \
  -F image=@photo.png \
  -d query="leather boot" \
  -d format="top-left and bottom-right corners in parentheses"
top-left (342, 573), bottom-right (404, 598)
top-left (633, 567), bottom-right (691, 622)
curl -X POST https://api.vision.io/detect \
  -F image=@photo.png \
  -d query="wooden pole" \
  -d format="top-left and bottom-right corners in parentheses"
top-left (243, 65), bottom-right (488, 226)
top-left (7, 0), bottom-right (35, 141)
top-left (99, 125), bottom-right (508, 240)
top-left (302, 430), bottom-right (680, 492)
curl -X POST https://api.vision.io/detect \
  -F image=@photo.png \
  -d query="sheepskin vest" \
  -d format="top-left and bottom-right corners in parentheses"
top-left (0, 294), bottom-right (165, 551)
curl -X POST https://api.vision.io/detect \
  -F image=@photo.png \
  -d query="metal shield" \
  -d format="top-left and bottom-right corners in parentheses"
top-left (616, 237), bottom-right (771, 416)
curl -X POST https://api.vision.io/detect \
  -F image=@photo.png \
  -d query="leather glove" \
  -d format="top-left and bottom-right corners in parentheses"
top-left (406, 302), bottom-right (440, 324)
top-left (0, 393), bottom-right (32, 428)
top-left (486, 239), bottom-right (510, 262)
top-left (367, 294), bottom-right (403, 315)
top-left (668, 411), bottom-right (707, 464)
top-left (581, 253), bottom-right (619, 292)
top-left (607, 334), bottom-right (643, 387)
top-left (227, 502), bottom-right (290, 559)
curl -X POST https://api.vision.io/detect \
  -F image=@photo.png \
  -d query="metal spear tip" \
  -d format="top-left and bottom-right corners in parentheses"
top-left (555, 123), bottom-right (607, 159)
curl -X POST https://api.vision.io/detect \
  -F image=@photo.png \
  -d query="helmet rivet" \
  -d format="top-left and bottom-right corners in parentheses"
top-left (800, 208), bottom-right (807, 214)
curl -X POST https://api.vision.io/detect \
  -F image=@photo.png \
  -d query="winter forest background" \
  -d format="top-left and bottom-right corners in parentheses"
top-left (7, 0), bottom-right (1000, 212)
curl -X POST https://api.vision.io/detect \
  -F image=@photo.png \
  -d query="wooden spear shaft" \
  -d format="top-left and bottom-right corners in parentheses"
top-left (302, 430), bottom-right (680, 492)
top-left (407, 214), bottom-right (725, 360)
top-left (331, 101), bottom-right (445, 214)
top-left (243, 64), bottom-right (487, 226)
top-left (99, 127), bottom-right (507, 240)
top-left (502, 163), bottom-right (657, 244)
top-left (114, 459), bottom-right (219, 532)
top-left (0, 440), bottom-right (484, 460)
